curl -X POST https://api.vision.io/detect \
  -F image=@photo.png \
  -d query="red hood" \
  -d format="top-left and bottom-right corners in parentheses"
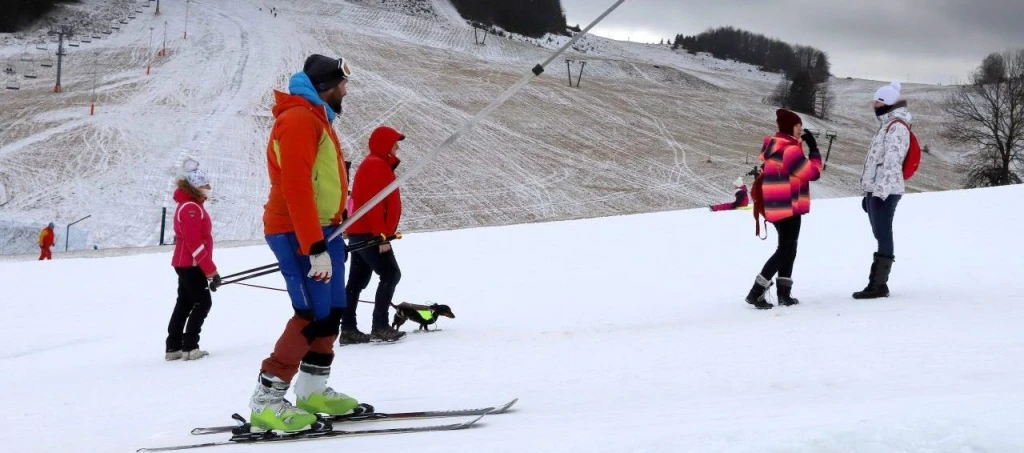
top-left (272, 90), bottom-right (328, 124)
top-left (368, 126), bottom-right (404, 167)
top-left (174, 187), bottom-right (204, 204)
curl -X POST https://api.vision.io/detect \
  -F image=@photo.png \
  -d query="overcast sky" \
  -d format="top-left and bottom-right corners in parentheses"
top-left (561, 0), bottom-right (1023, 85)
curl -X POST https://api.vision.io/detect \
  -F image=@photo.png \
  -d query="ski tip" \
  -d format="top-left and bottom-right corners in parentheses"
top-left (489, 398), bottom-right (519, 414)
top-left (189, 428), bottom-right (202, 435)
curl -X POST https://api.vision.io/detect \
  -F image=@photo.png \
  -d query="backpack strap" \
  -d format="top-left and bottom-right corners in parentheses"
top-left (886, 118), bottom-right (911, 133)
top-left (752, 138), bottom-right (773, 241)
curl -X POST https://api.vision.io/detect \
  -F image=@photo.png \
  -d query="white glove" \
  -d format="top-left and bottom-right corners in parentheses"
top-left (307, 243), bottom-right (332, 283)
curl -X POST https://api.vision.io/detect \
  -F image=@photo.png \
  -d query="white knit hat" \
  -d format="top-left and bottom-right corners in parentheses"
top-left (182, 158), bottom-right (210, 188)
top-left (734, 177), bottom-right (744, 187)
top-left (874, 81), bottom-right (902, 106)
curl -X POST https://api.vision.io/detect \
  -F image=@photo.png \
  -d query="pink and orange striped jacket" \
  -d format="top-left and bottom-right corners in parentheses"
top-left (759, 133), bottom-right (822, 223)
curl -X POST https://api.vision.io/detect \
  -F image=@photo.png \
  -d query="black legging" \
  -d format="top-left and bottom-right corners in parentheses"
top-left (342, 234), bottom-right (402, 331)
top-left (759, 215), bottom-right (801, 280)
top-left (166, 266), bottom-right (213, 352)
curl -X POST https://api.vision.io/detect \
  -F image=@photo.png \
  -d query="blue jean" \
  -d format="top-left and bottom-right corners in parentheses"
top-left (265, 228), bottom-right (347, 321)
top-left (866, 193), bottom-right (901, 257)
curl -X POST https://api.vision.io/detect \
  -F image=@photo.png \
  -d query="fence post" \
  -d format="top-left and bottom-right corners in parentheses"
top-left (160, 207), bottom-right (167, 245)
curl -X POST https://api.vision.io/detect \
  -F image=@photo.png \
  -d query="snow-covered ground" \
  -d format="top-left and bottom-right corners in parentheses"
top-left (0, 0), bottom-right (968, 255)
top-left (2, 185), bottom-right (1022, 452)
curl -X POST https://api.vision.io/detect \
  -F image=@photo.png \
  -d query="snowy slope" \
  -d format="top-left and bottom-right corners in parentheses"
top-left (2, 186), bottom-right (1022, 452)
top-left (0, 0), bottom-right (968, 255)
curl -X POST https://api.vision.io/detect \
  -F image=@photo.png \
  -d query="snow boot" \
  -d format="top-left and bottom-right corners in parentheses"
top-left (744, 274), bottom-right (774, 309)
top-left (338, 329), bottom-right (371, 345)
top-left (165, 350), bottom-right (182, 361)
top-left (371, 327), bottom-right (407, 342)
top-left (853, 253), bottom-right (894, 299)
top-left (294, 362), bottom-right (360, 416)
top-left (776, 277), bottom-right (799, 306)
top-left (182, 349), bottom-right (209, 360)
top-left (249, 373), bottom-right (318, 432)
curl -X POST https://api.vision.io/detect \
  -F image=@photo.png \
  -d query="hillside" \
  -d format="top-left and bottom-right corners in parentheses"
top-left (0, 0), bottom-right (965, 254)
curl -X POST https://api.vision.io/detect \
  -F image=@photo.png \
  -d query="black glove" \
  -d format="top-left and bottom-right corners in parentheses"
top-left (209, 273), bottom-right (222, 292)
top-left (802, 130), bottom-right (819, 153)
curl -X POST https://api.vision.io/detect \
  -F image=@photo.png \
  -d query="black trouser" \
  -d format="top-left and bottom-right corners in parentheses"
top-left (342, 234), bottom-right (402, 331)
top-left (759, 215), bottom-right (802, 280)
top-left (166, 267), bottom-right (213, 352)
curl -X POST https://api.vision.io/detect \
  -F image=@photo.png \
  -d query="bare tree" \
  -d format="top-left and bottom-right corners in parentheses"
top-left (763, 78), bottom-right (790, 108)
top-left (815, 82), bottom-right (835, 120)
top-left (943, 49), bottom-right (1024, 187)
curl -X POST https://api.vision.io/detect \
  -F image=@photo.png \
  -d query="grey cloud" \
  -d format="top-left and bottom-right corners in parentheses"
top-left (560, 0), bottom-right (1024, 83)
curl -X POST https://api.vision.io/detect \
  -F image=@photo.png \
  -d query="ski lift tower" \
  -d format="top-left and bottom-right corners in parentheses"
top-left (48, 25), bottom-right (74, 93)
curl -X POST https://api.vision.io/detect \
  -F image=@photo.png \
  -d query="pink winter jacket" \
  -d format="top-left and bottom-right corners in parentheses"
top-left (171, 188), bottom-right (216, 275)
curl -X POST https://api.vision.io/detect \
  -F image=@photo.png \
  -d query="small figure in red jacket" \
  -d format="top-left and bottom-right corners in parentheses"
top-left (710, 177), bottom-right (749, 211)
top-left (166, 159), bottom-right (220, 361)
top-left (38, 222), bottom-right (55, 260)
top-left (340, 126), bottom-right (407, 344)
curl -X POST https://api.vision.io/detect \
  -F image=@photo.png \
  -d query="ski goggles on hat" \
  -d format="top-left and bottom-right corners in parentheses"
top-left (339, 57), bottom-right (352, 79)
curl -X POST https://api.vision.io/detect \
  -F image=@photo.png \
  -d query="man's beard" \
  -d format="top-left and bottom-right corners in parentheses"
top-left (328, 98), bottom-right (343, 115)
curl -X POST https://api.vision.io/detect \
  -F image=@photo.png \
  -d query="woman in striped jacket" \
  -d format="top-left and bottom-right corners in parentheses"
top-left (745, 109), bottom-right (822, 309)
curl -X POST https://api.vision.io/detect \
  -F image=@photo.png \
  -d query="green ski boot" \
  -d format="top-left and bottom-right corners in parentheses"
top-left (294, 362), bottom-right (360, 415)
top-left (249, 372), bottom-right (318, 432)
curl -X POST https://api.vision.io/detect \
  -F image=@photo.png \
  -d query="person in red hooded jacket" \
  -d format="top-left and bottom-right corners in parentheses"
top-left (38, 222), bottom-right (55, 260)
top-left (166, 159), bottom-right (220, 361)
top-left (340, 126), bottom-right (407, 344)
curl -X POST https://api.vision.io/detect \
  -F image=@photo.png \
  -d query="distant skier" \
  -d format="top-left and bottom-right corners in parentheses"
top-left (709, 177), bottom-right (749, 211)
top-left (38, 222), bottom-right (55, 260)
top-left (248, 53), bottom-right (360, 433)
top-left (166, 159), bottom-right (220, 361)
top-left (853, 82), bottom-right (911, 299)
top-left (340, 126), bottom-right (407, 344)
top-left (745, 109), bottom-right (822, 309)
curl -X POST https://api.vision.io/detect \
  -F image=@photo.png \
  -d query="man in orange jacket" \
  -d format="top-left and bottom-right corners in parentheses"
top-left (248, 54), bottom-right (361, 433)
top-left (38, 222), bottom-right (55, 260)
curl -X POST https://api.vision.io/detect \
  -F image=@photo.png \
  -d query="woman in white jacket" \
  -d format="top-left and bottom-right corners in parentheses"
top-left (854, 82), bottom-right (911, 299)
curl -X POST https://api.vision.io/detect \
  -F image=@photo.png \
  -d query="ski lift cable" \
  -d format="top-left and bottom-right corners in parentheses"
top-left (327, 0), bottom-right (628, 243)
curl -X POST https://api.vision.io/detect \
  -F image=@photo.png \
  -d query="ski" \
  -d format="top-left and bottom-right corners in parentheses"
top-left (190, 398), bottom-right (517, 435)
top-left (139, 415), bottom-right (484, 452)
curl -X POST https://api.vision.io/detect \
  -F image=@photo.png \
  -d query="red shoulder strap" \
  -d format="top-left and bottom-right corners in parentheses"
top-left (886, 118), bottom-right (911, 132)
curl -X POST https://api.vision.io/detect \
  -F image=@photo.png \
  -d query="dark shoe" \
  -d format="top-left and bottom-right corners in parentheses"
top-left (776, 277), bottom-right (799, 306)
top-left (744, 275), bottom-right (774, 309)
top-left (338, 329), bottom-right (371, 345)
top-left (853, 254), bottom-right (894, 299)
top-left (370, 327), bottom-right (406, 342)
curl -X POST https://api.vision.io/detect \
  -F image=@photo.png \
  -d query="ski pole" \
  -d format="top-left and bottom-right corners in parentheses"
top-left (220, 263), bottom-right (278, 280)
top-left (220, 233), bottom-right (403, 287)
top-left (324, 0), bottom-right (628, 245)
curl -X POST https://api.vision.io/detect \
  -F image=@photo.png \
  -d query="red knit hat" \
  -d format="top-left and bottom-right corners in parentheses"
top-left (776, 109), bottom-right (802, 134)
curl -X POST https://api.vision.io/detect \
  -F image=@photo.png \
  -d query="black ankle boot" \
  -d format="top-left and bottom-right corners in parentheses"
top-left (853, 253), bottom-right (894, 299)
top-left (776, 277), bottom-right (799, 306)
top-left (744, 275), bottom-right (774, 309)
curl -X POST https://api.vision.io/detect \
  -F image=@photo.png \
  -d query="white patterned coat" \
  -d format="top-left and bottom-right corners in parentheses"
top-left (861, 107), bottom-right (912, 200)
